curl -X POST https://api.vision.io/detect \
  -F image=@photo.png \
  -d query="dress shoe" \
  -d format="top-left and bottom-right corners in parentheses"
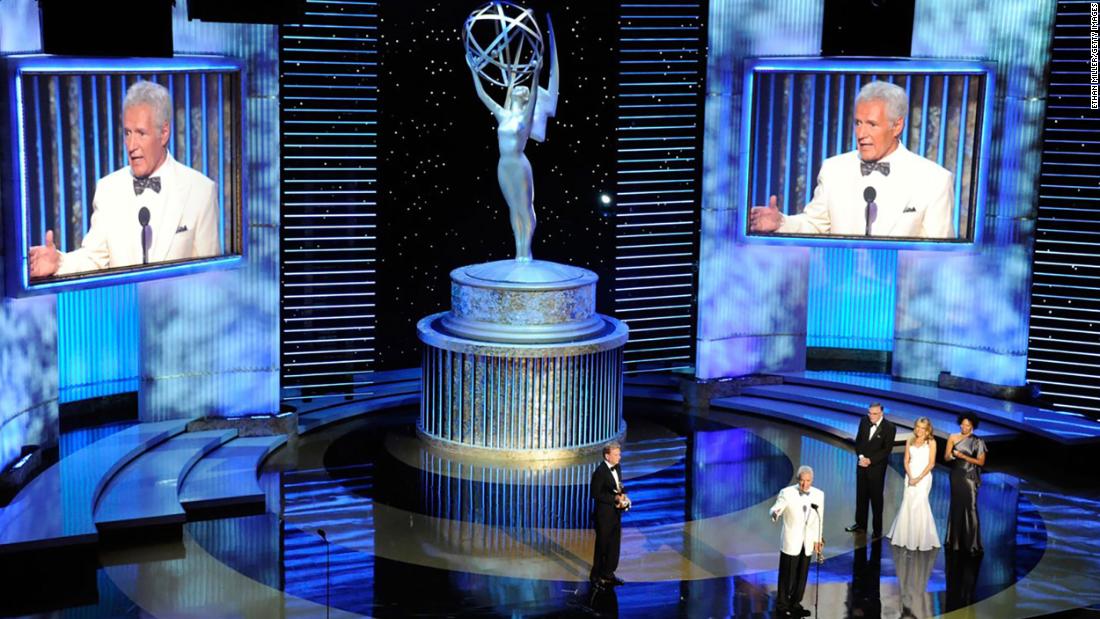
top-left (794, 606), bottom-right (812, 617)
top-left (845, 523), bottom-right (866, 533)
top-left (872, 530), bottom-right (884, 540)
top-left (609, 574), bottom-right (625, 586)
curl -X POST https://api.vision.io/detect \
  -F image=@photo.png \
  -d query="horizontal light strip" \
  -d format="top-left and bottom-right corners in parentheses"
top-left (615, 283), bottom-right (693, 292)
top-left (629, 335), bottom-right (691, 343)
top-left (284, 337), bottom-right (375, 344)
top-left (284, 325), bottom-right (376, 332)
top-left (624, 366), bottom-right (693, 375)
top-left (284, 314), bottom-right (376, 322)
top-left (616, 294), bottom-right (693, 302)
top-left (625, 344), bottom-right (692, 354)
top-left (628, 325), bottom-right (692, 333)
top-left (623, 355), bottom-right (693, 364)
top-left (619, 314), bottom-right (692, 323)
top-left (615, 252), bottom-right (695, 260)
top-left (616, 272), bottom-right (694, 281)
top-left (285, 348), bottom-right (375, 356)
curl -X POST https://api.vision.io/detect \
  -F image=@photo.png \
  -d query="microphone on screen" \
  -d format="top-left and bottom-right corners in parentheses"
top-left (138, 207), bottom-right (151, 264)
top-left (863, 187), bottom-right (877, 236)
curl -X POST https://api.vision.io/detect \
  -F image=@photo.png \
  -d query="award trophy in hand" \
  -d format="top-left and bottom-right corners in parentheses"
top-left (615, 490), bottom-right (632, 512)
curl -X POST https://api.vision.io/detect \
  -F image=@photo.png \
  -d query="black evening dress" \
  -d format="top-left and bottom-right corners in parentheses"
top-left (945, 434), bottom-right (987, 554)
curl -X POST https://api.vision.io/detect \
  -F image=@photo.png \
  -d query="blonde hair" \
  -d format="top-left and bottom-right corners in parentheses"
top-left (908, 417), bottom-right (934, 446)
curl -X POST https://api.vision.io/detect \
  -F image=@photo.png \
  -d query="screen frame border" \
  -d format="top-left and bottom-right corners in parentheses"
top-left (1, 54), bottom-right (248, 298)
top-left (737, 56), bottom-right (997, 250)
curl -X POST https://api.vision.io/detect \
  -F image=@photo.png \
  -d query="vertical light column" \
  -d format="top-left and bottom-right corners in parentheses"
top-left (279, 0), bottom-right (380, 402)
top-left (615, 0), bottom-right (708, 375)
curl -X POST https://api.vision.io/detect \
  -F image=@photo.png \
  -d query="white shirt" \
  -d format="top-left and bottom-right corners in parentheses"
top-left (606, 461), bottom-right (621, 492)
top-left (860, 421), bottom-right (880, 460)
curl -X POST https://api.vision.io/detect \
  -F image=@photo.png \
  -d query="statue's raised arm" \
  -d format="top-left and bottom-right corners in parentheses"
top-left (469, 62), bottom-right (506, 121)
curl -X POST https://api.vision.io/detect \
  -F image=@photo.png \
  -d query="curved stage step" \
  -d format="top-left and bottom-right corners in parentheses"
top-left (712, 394), bottom-right (864, 442)
top-left (740, 383), bottom-right (1020, 442)
top-left (0, 420), bottom-right (188, 554)
top-left (94, 430), bottom-right (237, 532)
top-left (179, 435), bottom-right (288, 515)
top-left (777, 372), bottom-right (1100, 444)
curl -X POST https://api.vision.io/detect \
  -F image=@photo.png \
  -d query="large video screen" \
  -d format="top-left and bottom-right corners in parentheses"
top-left (740, 58), bottom-right (993, 247)
top-left (2, 56), bottom-right (244, 296)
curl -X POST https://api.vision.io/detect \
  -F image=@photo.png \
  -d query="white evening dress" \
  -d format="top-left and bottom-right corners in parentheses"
top-left (887, 442), bottom-right (941, 551)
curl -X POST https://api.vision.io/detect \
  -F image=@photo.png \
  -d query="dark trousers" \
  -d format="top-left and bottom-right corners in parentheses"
top-left (776, 551), bottom-right (811, 611)
top-left (591, 508), bottom-right (621, 581)
top-left (855, 463), bottom-right (888, 534)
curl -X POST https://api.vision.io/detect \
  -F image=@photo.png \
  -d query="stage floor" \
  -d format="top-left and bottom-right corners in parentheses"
top-left (43, 401), bottom-right (1100, 617)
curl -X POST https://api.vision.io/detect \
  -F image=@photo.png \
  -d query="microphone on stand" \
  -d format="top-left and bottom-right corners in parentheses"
top-left (138, 207), bottom-right (151, 264)
top-left (863, 186), bottom-right (877, 236)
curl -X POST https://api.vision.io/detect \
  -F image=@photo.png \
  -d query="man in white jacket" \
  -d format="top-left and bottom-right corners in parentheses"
top-left (28, 80), bottom-right (219, 278)
top-left (750, 81), bottom-right (955, 239)
top-left (769, 465), bottom-right (825, 618)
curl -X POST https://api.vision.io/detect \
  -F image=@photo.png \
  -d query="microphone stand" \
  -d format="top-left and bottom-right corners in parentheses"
top-left (317, 529), bottom-right (331, 619)
top-left (797, 504), bottom-right (811, 615)
top-left (813, 504), bottom-right (823, 617)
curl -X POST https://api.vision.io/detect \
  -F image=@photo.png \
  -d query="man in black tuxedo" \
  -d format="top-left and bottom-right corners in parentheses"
top-left (590, 441), bottom-right (629, 587)
top-left (846, 402), bottom-right (896, 538)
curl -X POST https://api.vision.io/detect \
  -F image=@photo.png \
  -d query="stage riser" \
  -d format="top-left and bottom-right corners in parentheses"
top-left (419, 345), bottom-right (625, 454)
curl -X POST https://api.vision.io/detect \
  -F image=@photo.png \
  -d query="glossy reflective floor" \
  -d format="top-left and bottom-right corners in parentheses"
top-left (39, 401), bottom-right (1100, 617)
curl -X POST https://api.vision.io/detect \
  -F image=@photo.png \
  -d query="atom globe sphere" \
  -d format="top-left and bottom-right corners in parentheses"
top-left (463, 0), bottom-right (545, 89)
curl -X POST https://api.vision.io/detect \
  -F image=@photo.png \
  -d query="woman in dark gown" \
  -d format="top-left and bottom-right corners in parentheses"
top-left (944, 412), bottom-right (987, 554)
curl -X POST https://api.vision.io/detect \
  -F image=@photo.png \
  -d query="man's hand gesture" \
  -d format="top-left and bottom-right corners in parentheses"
top-left (29, 230), bottom-right (61, 278)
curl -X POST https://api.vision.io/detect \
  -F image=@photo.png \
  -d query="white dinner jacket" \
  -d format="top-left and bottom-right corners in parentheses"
top-left (57, 153), bottom-right (219, 275)
top-left (777, 144), bottom-right (955, 239)
top-left (769, 484), bottom-right (825, 557)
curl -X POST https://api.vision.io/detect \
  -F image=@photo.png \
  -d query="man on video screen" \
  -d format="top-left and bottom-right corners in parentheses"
top-left (750, 81), bottom-right (955, 239)
top-left (28, 80), bottom-right (219, 278)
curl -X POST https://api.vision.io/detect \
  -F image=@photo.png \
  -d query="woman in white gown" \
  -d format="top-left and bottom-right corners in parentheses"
top-left (887, 417), bottom-right (940, 550)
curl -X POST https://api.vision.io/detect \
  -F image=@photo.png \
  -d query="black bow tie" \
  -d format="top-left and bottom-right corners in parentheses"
top-left (799, 490), bottom-right (810, 496)
top-left (860, 160), bottom-right (890, 177)
top-left (133, 176), bottom-right (162, 195)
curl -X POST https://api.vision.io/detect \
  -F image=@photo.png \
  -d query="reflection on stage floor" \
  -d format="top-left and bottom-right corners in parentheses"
top-left (41, 400), bottom-right (1100, 617)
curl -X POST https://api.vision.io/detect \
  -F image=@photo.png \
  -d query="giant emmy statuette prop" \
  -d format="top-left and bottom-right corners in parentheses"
top-left (416, 1), bottom-right (627, 461)
top-left (464, 0), bottom-right (557, 262)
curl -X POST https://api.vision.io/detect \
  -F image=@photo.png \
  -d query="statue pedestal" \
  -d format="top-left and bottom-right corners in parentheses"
top-left (417, 260), bottom-right (628, 460)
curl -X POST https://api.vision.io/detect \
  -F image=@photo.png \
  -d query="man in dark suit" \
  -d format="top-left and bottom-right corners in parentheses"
top-left (590, 441), bottom-right (629, 587)
top-left (846, 402), bottom-right (896, 537)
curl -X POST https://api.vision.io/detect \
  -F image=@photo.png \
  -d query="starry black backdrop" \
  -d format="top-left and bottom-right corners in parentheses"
top-left (375, 1), bottom-right (618, 369)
